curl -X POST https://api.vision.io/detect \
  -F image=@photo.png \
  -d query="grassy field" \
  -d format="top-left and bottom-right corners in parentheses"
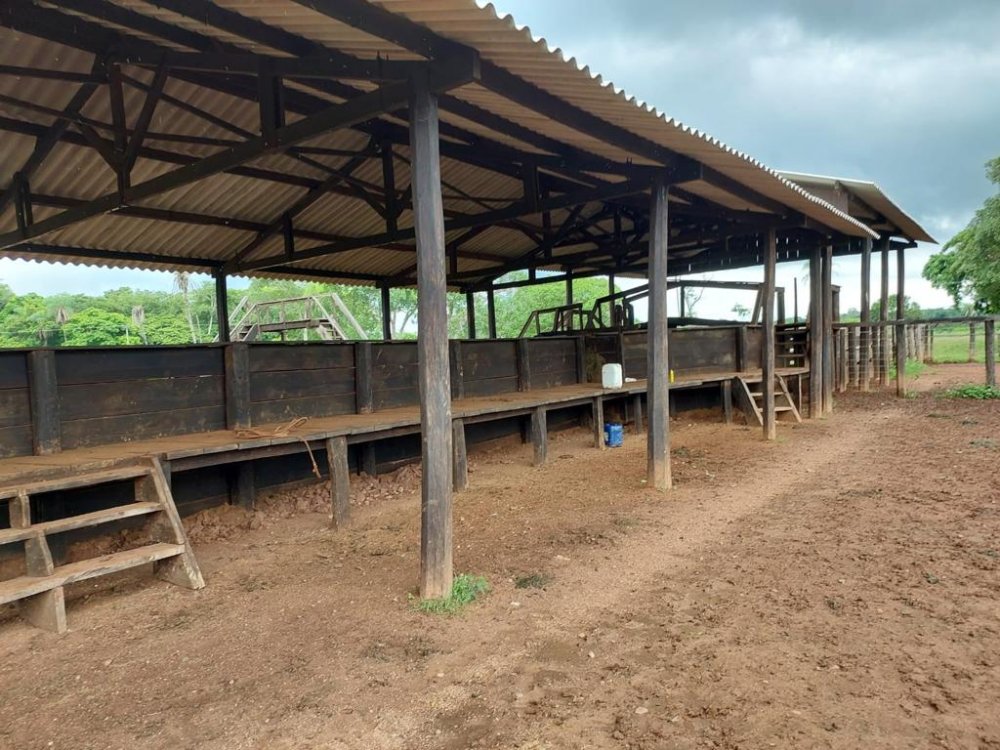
top-left (926, 323), bottom-right (997, 364)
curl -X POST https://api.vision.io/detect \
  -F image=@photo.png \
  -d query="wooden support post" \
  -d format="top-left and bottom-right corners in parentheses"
top-left (969, 322), bottom-right (976, 363)
top-left (452, 419), bottom-right (468, 491)
top-left (224, 342), bottom-right (251, 430)
top-left (608, 273), bottom-right (616, 297)
top-left (466, 291), bottom-right (476, 339)
top-left (487, 288), bottom-right (498, 339)
top-left (380, 285), bottom-right (392, 340)
top-left (516, 338), bottom-right (532, 391)
top-left (879, 237), bottom-right (890, 387)
top-left (776, 288), bottom-right (786, 325)
top-left (762, 230), bottom-right (777, 440)
top-left (793, 277), bottom-right (799, 323)
top-left (838, 328), bottom-right (848, 393)
top-left (848, 327), bottom-right (859, 387)
top-left (449, 340), bottom-right (465, 400)
top-left (355, 341), bottom-right (374, 413)
top-left (326, 436), bottom-right (350, 529)
top-left (808, 246), bottom-right (822, 417)
top-left (859, 238), bottom-right (872, 392)
top-left (895, 322), bottom-right (907, 397)
top-left (214, 271), bottom-right (230, 342)
top-left (679, 284), bottom-right (686, 319)
top-left (27, 349), bottom-right (60, 455)
top-left (632, 394), bottom-right (643, 434)
top-left (823, 243), bottom-right (834, 413)
top-left (12, 491), bottom-right (66, 633)
top-left (233, 461), bottom-right (255, 510)
top-left (646, 178), bottom-right (671, 488)
top-left (565, 269), bottom-right (574, 307)
top-left (721, 380), bottom-right (733, 424)
top-left (530, 407), bottom-right (547, 466)
top-left (360, 443), bottom-right (377, 477)
top-left (411, 78), bottom-right (452, 599)
top-left (575, 335), bottom-right (587, 383)
top-left (593, 397), bottom-right (606, 450)
top-left (986, 320), bottom-right (996, 388)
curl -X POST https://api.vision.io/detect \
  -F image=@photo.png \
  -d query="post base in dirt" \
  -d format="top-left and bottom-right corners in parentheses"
top-left (895, 323), bottom-right (907, 397)
top-left (986, 320), bottom-right (996, 388)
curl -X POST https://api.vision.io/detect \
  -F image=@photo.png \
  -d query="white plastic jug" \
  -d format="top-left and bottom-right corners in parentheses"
top-left (601, 363), bottom-right (623, 389)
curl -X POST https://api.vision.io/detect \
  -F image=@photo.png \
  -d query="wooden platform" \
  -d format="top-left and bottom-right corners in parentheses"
top-left (0, 368), bottom-right (806, 490)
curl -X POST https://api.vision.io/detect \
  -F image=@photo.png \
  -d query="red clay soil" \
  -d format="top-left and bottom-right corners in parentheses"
top-left (1, 363), bottom-right (998, 750)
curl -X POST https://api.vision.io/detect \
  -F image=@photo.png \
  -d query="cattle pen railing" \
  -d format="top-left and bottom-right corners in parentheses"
top-left (831, 316), bottom-right (998, 393)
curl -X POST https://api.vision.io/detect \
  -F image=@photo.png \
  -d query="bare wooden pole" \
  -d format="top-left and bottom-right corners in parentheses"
top-left (822, 243), bottom-right (834, 414)
top-left (793, 277), bottom-right (799, 323)
top-left (808, 246), bottom-right (822, 417)
top-left (380, 284), bottom-right (391, 341)
top-left (895, 248), bottom-right (906, 397)
top-left (762, 230), bottom-right (777, 440)
top-left (646, 178), bottom-right (672, 489)
top-left (487, 288), bottom-right (497, 339)
top-left (986, 320), bottom-right (996, 388)
top-left (969, 322), bottom-right (976, 363)
top-left (465, 290), bottom-right (476, 339)
top-left (879, 237), bottom-right (890, 386)
top-left (859, 238), bottom-right (872, 391)
top-left (214, 271), bottom-right (230, 342)
top-left (410, 77), bottom-right (452, 599)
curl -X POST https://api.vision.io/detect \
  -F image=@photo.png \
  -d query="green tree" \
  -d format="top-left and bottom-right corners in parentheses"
top-left (493, 274), bottom-right (613, 338)
top-left (870, 294), bottom-right (921, 321)
top-left (60, 308), bottom-right (130, 346)
top-left (140, 314), bottom-right (194, 345)
top-left (924, 156), bottom-right (1000, 312)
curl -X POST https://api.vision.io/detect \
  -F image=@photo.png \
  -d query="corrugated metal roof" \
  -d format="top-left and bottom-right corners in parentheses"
top-left (0, 0), bottom-right (885, 289)
top-left (779, 171), bottom-right (936, 244)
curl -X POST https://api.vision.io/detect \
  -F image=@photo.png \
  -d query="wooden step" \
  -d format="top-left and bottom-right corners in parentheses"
top-left (0, 502), bottom-right (162, 546)
top-left (0, 543), bottom-right (184, 606)
top-left (0, 465), bottom-right (151, 501)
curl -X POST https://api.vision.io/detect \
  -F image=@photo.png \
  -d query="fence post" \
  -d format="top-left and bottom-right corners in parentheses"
top-left (27, 349), bottom-right (60, 455)
top-left (986, 320), bottom-right (996, 388)
top-left (895, 322), bottom-right (907, 397)
top-left (224, 342), bottom-right (251, 430)
top-left (969, 322), bottom-right (976, 363)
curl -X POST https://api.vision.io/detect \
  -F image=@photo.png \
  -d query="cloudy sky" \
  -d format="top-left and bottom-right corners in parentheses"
top-left (2, 0), bottom-right (998, 316)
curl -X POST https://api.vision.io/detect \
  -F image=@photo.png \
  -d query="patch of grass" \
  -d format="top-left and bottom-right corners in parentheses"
top-left (514, 573), bottom-right (551, 589)
top-left (943, 384), bottom-right (1000, 400)
top-left (889, 359), bottom-right (927, 379)
top-left (415, 573), bottom-right (490, 615)
top-left (612, 514), bottom-right (640, 529)
top-left (970, 438), bottom-right (998, 450)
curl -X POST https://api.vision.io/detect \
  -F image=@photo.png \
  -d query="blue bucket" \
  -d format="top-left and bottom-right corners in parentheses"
top-left (604, 422), bottom-right (624, 448)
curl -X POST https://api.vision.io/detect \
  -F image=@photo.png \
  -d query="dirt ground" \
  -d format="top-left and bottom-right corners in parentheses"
top-left (1, 363), bottom-right (998, 750)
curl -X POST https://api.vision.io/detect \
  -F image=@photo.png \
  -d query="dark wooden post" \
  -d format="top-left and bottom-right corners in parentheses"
top-left (516, 338), bottom-right (532, 391)
top-left (646, 178), bottom-right (672, 489)
top-left (452, 419), bottom-right (468, 491)
top-left (224, 342), bottom-right (251, 430)
top-left (896, 247), bottom-right (906, 397)
top-left (859, 238), bottom-right (872, 391)
top-left (986, 320), bottom-right (996, 388)
top-left (486, 288), bottom-right (497, 339)
top-left (214, 271), bottom-right (230, 342)
top-left (678, 284), bottom-right (686, 319)
top-left (27, 349), bottom-right (60, 455)
top-left (762, 230), bottom-right (777, 440)
top-left (822, 243), bottom-right (834, 414)
top-left (608, 273), bottom-right (616, 297)
top-left (411, 77), bottom-right (452, 599)
top-left (449, 340), bottom-right (465, 400)
top-left (879, 237), bottom-right (890, 386)
top-left (721, 380), bottom-right (733, 424)
top-left (565, 269), bottom-right (574, 307)
top-left (326, 436), bottom-right (350, 529)
top-left (530, 407), bottom-right (547, 466)
top-left (380, 284), bottom-right (392, 341)
top-left (808, 246), bottom-right (822, 417)
top-left (592, 397), bottom-right (606, 450)
top-left (776, 288), bottom-right (786, 325)
top-left (355, 342), bottom-right (374, 413)
top-left (838, 328), bottom-right (848, 393)
top-left (465, 291), bottom-right (476, 339)
top-left (233, 462), bottom-right (255, 510)
top-left (793, 277), bottom-right (799, 323)
top-left (575, 335), bottom-right (586, 383)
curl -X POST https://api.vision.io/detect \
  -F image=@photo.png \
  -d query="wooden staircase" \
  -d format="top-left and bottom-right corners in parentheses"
top-left (734, 375), bottom-right (802, 426)
top-left (0, 458), bottom-right (204, 634)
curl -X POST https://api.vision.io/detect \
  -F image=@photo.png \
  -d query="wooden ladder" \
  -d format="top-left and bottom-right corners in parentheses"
top-left (0, 457), bottom-right (204, 634)
top-left (734, 375), bottom-right (803, 426)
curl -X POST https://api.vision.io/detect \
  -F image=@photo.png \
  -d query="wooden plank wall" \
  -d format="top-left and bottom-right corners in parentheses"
top-left (588, 325), bottom-right (762, 380)
top-left (0, 351), bottom-right (31, 458)
top-left (460, 340), bottom-right (519, 397)
top-left (525, 337), bottom-right (578, 388)
top-left (54, 347), bottom-right (226, 450)
top-left (371, 342), bottom-right (419, 410)
top-left (248, 343), bottom-right (356, 423)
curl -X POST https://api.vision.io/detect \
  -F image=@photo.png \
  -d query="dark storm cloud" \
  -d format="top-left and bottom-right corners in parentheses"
top-left (489, 0), bottom-right (1000, 244)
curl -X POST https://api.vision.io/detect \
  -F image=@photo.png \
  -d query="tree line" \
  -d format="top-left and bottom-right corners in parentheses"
top-left (0, 273), bottom-right (613, 348)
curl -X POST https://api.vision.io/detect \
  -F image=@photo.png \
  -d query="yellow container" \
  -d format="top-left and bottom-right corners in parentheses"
top-left (669, 369), bottom-right (675, 383)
